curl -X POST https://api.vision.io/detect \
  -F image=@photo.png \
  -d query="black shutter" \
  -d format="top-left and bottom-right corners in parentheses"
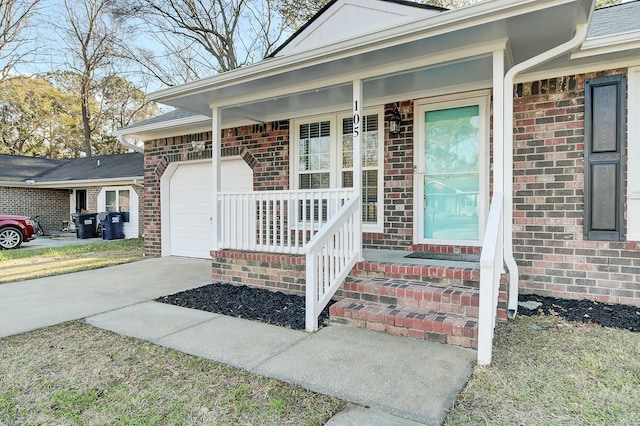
top-left (584, 74), bottom-right (626, 241)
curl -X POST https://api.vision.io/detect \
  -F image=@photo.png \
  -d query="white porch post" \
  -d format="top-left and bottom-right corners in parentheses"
top-left (478, 49), bottom-right (506, 366)
top-left (211, 105), bottom-right (222, 251)
top-left (352, 79), bottom-right (363, 259)
top-left (493, 50), bottom-right (505, 252)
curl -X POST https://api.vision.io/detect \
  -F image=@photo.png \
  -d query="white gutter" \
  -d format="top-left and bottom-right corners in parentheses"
top-left (503, 21), bottom-right (589, 317)
top-left (118, 135), bottom-right (144, 153)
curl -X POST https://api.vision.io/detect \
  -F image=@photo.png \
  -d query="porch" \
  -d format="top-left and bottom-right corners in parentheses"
top-left (211, 186), bottom-right (507, 363)
top-left (212, 246), bottom-right (509, 352)
top-left (137, 0), bottom-right (594, 366)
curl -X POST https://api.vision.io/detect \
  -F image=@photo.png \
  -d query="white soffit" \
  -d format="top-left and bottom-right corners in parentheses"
top-left (275, 0), bottom-right (441, 57)
top-left (149, 0), bottom-right (593, 125)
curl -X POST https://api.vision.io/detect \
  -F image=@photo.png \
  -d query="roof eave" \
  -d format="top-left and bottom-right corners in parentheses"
top-left (0, 176), bottom-right (144, 189)
top-left (150, 0), bottom-right (584, 105)
top-left (572, 30), bottom-right (640, 59)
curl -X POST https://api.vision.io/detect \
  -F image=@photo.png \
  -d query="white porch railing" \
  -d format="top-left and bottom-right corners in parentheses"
top-left (217, 188), bottom-right (362, 332)
top-left (304, 195), bottom-right (362, 331)
top-left (477, 192), bottom-right (504, 366)
top-left (218, 188), bottom-right (353, 254)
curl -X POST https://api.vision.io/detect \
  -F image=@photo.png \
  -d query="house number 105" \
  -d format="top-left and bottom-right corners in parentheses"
top-left (353, 100), bottom-right (360, 137)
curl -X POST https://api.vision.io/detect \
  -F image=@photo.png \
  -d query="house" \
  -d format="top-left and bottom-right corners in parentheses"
top-left (118, 0), bottom-right (640, 364)
top-left (0, 153), bottom-right (144, 238)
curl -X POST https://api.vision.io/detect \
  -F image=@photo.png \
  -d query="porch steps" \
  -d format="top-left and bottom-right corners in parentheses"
top-left (330, 277), bottom-right (479, 349)
top-left (351, 257), bottom-right (481, 288)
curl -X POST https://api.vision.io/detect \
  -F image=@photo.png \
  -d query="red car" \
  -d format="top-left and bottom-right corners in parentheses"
top-left (0, 215), bottom-right (37, 249)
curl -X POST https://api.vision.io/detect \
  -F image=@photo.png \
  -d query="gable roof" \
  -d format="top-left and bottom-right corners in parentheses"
top-left (587, 1), bottom-right (640, 39)
top-left (270, 0), bottom-right (445, 58)
top-left (0, 153), bottom-right (143, 186)
top-left (122, 0), bottom-right (600, 137)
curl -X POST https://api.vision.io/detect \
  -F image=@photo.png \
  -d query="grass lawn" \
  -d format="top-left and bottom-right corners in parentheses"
top-left (0, 322), bottom-right (344, 425)
top-left (0, 238), bottom-right (145, 284)
top-left (2, 240), bottom-right (639, 424)
top-left (446, 314), bottom-right (640, 425)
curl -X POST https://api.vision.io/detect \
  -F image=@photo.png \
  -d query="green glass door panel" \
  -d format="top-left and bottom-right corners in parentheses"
top-left (424, 105), bottom-right (480, 241)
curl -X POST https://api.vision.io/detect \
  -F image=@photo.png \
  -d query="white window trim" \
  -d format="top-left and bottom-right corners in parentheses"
top-left (104, 188), bottom-right (130, 214)
top-left (290, 107), bottom-right (384, 232)
top-left (413, 91), bottom-right (490, 246)
top-left (628, 67), bottom-right (640, 241)
top-left (97, 185), bottom-right (139, 239)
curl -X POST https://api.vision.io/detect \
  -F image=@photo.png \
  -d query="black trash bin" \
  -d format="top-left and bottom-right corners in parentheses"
top-left (75, 213), bottom-right (98, 239)
top-left (99, 212), bottom-right (125, 240)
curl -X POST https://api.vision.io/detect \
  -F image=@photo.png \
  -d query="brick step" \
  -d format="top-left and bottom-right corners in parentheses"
top-left (351, 259), bottom-right (480, 288)
top-left (341, 277), bottom-right (479, 317)
top-left (329, 298), bottom-right (478, 349)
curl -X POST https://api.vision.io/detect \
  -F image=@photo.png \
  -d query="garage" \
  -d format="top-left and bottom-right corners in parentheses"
top-left (165, 158), bottom-right (253, 258)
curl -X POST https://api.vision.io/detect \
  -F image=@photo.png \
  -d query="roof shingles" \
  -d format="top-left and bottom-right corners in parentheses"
top-left (0, 153), bottom-right (143, 184)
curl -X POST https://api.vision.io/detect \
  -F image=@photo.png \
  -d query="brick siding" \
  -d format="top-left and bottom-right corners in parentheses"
top-left (143, 121), bottom-right (289, 257)
top-left (212, 250), bottom-right (306, 295)
top-left (513, 69), bottom-right (640, 307)
top-left (0, 186), bottom-right (69, 232)
top-left (363, 101), bottom-right (416, 249)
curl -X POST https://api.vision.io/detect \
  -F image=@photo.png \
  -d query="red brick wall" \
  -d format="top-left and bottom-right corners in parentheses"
top-left (363, 101), bottom-right (415, 249)
top-left (0, 186), bottom-right (69, 232)
top-left (212, 250), bottom-right (306, 295)
top-left (143, 121), bottom-right (289, 257)
top-left (513, 69), bottom-right (640, 307)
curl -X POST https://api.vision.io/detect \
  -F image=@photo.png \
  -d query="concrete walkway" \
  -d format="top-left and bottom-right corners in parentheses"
top-left (0, 257), bottom-right (476, 425)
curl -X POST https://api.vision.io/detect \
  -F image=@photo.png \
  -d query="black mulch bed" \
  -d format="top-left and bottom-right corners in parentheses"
top-left (518, 294), bottom-right (640, 332)
top-left (156, 283), bottom-right (334, 330)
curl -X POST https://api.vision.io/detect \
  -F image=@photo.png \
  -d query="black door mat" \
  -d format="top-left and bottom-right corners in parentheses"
top-left (404, 252), bottom-right (480, 263)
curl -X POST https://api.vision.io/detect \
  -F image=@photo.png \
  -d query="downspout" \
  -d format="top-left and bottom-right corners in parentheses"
top-left (504, 22), bottom-right (589, 318)
top-left (118, 135), bottom-right (144, 153)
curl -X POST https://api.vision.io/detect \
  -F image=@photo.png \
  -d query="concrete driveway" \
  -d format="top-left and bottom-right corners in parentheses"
top-left (20, 232), bottom-right (108, 250)
top-left (0, 257), bottom-right (212, 338)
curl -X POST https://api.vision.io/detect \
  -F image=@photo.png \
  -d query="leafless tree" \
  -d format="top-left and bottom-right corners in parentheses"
top-left (58, 0), bottom-right (121, 156)
top-left (115, 0), bottom-right (293, 86)
top-left (0, 0), bottom-right (39, 81)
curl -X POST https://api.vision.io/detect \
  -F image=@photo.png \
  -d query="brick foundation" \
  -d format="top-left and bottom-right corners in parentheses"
top-left (211, 250), bottom-right (306, 295)
top-left (210, 250), bottom-right (508, 315)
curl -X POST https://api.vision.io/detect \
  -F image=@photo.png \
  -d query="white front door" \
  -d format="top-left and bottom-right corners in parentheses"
top-left (415, 94), bottom-right (488, 246)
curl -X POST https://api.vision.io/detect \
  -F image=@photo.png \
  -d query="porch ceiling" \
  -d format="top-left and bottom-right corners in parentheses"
top-left (150, 0), bottom-right (592, 127)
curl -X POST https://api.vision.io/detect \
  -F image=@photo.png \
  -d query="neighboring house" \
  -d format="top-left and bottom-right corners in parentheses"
top-left (118, 0), bottom-right (640, 364)
top-left (0, 153), bottom-right (144, 238)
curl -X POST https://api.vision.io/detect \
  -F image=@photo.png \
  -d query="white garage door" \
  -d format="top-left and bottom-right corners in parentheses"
top-left (169, 159), bottom-right (253, 258)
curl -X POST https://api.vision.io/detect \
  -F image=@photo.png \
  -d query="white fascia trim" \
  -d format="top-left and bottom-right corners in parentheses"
top-left (150, 0), bottom-right (574, 103)
top-left (572, 31), bottom-right (640, 59)
top-left (6, 177), bottom-right (144, 189)
top-left (114, 114), bottom-right (211, 138)
top-left (515, 57), bottom-right (640, 83)
top-left (628, 66), bottom-right (640, 240)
